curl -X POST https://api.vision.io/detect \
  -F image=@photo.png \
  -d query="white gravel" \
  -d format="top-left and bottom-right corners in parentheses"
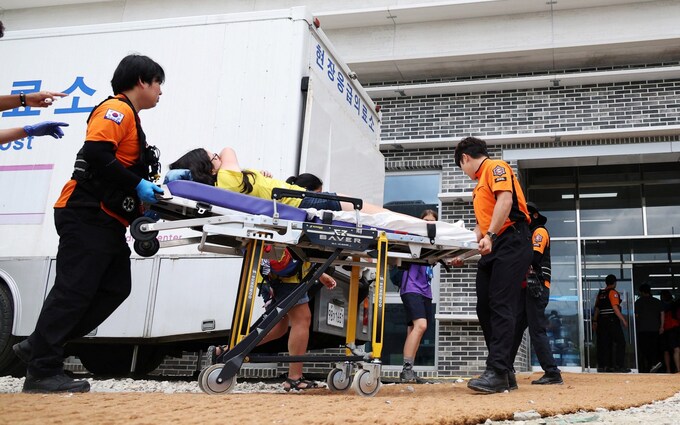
top-left (1, 376), bottom-right (679, 424)
top-left (0, 376), bottom-right (286, 394)
top-left (485, 390), bottom-right (680, 425)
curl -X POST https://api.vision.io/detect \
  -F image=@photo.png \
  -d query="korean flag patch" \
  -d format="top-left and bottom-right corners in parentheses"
top-left (492, 165), bottom-right (506, 177)
top-left (104, 109), bottom-right (125, 125)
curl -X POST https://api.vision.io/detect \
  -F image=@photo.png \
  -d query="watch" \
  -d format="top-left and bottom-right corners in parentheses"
top-left (486, 231), bottom-right (498, 242)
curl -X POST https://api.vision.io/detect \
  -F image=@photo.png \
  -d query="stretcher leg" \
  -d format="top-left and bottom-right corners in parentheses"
top-left (345, 259), bottom-right (360, 356)
top-left (228, 239), bottom-right (266, 350)
top-left (370, 232), bottom-right (388, 360)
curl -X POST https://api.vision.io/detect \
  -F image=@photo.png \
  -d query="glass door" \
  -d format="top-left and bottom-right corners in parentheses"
top-left (582, 263), bottom-right (636, 372)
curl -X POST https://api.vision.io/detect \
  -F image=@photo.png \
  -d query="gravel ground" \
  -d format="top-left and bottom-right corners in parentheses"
top-left (1, 375), bottom-right (679, 424)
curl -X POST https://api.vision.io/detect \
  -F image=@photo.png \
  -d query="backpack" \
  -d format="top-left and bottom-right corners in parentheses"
top-left (268, 248), bottom-right (303, 279)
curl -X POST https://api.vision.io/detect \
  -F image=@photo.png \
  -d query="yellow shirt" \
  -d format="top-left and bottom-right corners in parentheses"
top-left (216, 168), bottom-right (306, 207)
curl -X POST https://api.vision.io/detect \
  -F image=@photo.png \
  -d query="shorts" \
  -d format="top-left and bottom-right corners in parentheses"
top-left (401, 292), bottom-right (432, 326)
top-left (662, 327), bottom-right (680, 351)
top-left (261, 280), bottom-right (309, 307)
top-left (299, 191), bottom-right (342, 211)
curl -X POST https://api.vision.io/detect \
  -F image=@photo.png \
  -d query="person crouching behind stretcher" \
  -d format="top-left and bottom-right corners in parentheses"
top-left (168, 147), bottom-right (392, 214)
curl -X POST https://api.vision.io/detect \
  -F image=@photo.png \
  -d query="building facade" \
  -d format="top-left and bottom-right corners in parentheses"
top-left (2, 0), bottom-right (679, 377)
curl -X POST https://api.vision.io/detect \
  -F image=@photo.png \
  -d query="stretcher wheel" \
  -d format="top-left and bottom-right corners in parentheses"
top-left (200, 363), bottom-right (237, 395)
top-left (130, 216), bottom-right (158, 241)
top-left (351, 369), bottom-right (381, 397)
top-left (327, 368), bottom-right (352, 392)
top-left (197, 367), bottom-right (207, 393)
top-left (134, 238), bottom-right (160, 257)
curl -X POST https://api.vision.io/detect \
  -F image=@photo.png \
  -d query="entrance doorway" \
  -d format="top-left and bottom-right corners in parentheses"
top-left (582, 264), bottom-right (636, 372)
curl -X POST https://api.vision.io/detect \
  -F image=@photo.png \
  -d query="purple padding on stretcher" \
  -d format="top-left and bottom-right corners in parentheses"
top-left (166, 180), bottom-right (309, 222)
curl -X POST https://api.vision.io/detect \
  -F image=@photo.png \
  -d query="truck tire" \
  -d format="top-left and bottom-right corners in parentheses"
top-left (78, 344), bottom-right (166, 377)
top-left (0, 283), bottom-right (26, 377)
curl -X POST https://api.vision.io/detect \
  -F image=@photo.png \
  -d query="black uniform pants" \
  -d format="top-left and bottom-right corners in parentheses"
top-left (596, 315), bottom-right (626, 370)
top-left (27, 208), bottom-right (132, 378)
top-left (510, 286), bottom-right (559, 373)
top-left (476, 222), bottom-right (532, 373)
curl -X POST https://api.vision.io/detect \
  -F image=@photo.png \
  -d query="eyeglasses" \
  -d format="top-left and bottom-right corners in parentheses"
top-left (211, 153), bottom-right (219, 162)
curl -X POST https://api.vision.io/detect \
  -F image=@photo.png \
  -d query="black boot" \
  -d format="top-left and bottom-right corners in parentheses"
top-left (23, 372), bottom-right (90, 394)
top-left (467, 369), bottom-right (509, 393)
top-left (531, 371), bottom-right (563, 385)
top-left (508, 370), bottom-right (518, 391)
top-left (12, 340), bottom-right (31, 363)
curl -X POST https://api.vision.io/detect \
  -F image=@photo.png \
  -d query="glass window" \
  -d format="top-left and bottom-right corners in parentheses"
top-left (644, 183), bottom-right (680, 235)
top-left (582, 239), bottom-right (632, 263)
top-left (380, 172), bottom-right (441, 367)
top-left (533, 240), bottom-right (580, 368)
top-left (632, 239), bottom-right (671, 262)
top-left (524, 167), bottom-right (578, 237)
top-left (579, 185), bottom-right (643, 236)
top-left (526, 187), bottom-right (577, 237)
top-left (383, 173), bottom-right (440, 217)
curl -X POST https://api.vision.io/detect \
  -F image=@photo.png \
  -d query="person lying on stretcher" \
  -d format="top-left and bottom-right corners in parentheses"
top-left (164, 148), bottom-right (475, 242)
top-left (166, 147), bottom-right (395, 214)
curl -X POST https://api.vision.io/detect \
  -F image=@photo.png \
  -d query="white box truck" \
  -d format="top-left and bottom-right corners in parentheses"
top-left (0, 7), bottom-right (383, 376)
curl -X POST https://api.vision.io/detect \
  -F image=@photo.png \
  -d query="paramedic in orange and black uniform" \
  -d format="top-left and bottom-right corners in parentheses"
top-left (451, 136), bottom-right (532, 394)
top-left (593, 274), bottom-right (630, 373)
top-left (14, 55), bottom-right (165, 393)
top-left (508, 202), bottom-right (563, 386)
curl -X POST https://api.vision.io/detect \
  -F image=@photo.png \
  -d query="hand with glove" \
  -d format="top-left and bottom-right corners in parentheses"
top-left (136, 179), bottom-right (164, 204)
top-left (23, 121), bottom-right (69, 139)
top-left (163, 168), bottom-right (193, 184)
top-left (526, 273), bottom-right (543, 298)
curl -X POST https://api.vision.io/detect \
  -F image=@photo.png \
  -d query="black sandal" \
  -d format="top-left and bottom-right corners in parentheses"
top-left (283, 377), bottom-right (320, 392)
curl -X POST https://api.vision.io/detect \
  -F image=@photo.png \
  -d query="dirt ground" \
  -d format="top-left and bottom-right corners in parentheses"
top-left (1, 373), bottom-right (679, 425)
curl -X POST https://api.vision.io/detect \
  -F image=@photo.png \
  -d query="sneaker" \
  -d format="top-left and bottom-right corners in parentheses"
top-left (400, 366), bottom-right (417, 383)
top-left (12, 340), bottom-right (31, 364)
top-left (508, 371), bottom-right (518, 391)
top-left (23, 372), bottom-right (90, 394)
top-left (467, 369), bottom-right (509, 394)
top-left (650, 362), bottom-right (663, 373)
top-left (531, 371), bottom-right (563, 385)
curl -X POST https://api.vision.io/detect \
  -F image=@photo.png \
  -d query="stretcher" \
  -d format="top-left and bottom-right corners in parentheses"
top-left (130, 180), bottom-right (478, 396)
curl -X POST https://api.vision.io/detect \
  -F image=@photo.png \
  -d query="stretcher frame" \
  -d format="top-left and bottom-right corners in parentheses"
top-left (130, 181), bottom-right (478, 396)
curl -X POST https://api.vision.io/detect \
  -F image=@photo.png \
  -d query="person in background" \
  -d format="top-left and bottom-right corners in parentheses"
top-left (507, 202), bottom-right (562, 388)
top-left (593, 274), bottom-right (630, 373)
top-left (450, 136), bottom-right (533, 394)
top-left (635, 283), bottom-right (664, 373)
top-left (660, 290), bottom-right (680, 373)
top-left (13, 54), bottom-right (165, 393)
top-left (393, 209), bottom-right (438, 383)
top-left (0, 20), bottom-right (69, 145)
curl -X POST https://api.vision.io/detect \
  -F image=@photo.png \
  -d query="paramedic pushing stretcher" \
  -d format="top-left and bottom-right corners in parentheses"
top-left (14, 55), bottom-right (165, 393)
top-left (451, 137), bottom-right (532, 394)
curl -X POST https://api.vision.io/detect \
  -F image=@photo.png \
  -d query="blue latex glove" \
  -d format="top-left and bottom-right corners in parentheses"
top-left (136, 179), bottom-right (164, 204)
top-left (23, 121), bottom-right (69, 138)
top-left (163, 168), bottom-right (193, 184)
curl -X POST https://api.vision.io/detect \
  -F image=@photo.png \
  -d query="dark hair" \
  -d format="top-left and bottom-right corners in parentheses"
top-left (286, 173), bottom-right (323, 191)
top-left (454, 136), bottom-right (489, 167)
top-left (639, 283), bottom-right (651, 295)
top-left (240, 170), bottom-right (257, 194)
top-left (111, 54), bottom-right (165, 94)
top-left (169, 148), bottom-right (216, 186)
top-left (605, 274), bottom-right (617, 286)
top-left (420, 209), bottom-right (438, 220)
top-left (0, 21), bottom-right (5, 38)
